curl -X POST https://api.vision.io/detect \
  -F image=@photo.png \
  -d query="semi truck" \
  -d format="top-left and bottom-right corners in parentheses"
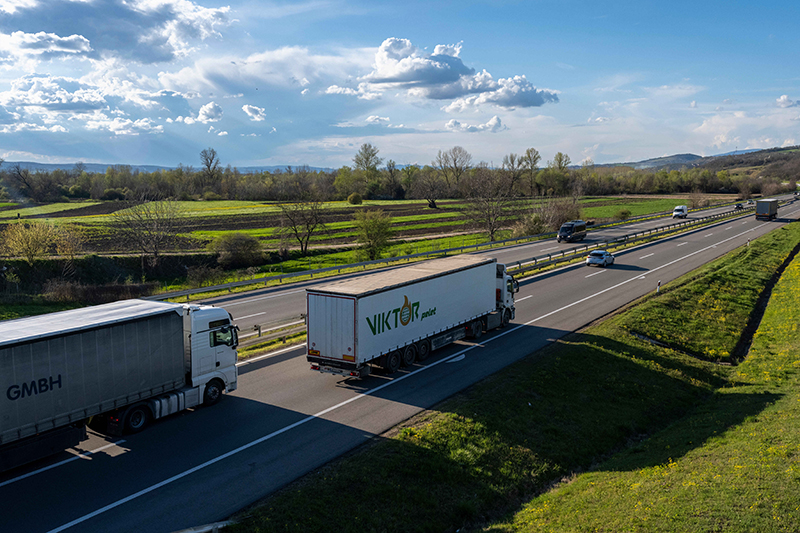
top-left (306, 255), bottom-right (518, 378)
top-left (755, 199), bottom-right (779, 221)
top-left (0, 299), bottom-right (238, 472)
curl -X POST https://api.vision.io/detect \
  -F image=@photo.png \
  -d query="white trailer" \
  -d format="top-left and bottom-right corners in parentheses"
top-left (755, 199), bottom-right (779, 220)
top-left (0, 299), bottom-right (238, 472)
top-left (306, 255), bottom-right (518, 377)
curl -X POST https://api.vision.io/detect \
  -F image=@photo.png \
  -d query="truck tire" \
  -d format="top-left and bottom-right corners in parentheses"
top-left (125, 405), bottom-right (150, 434)
top-left (401, 344), bottom-right (417, 367)
top-left (472, 320), bottom-right (483, 339)
top-left (501, 309), bottom-right (511, 328)
top-left (384, 351), bottom-right (402, 374)
top-left (416, 339), bottom-right (432, 362)
top-left (203, 379), bottom-right (224, 407)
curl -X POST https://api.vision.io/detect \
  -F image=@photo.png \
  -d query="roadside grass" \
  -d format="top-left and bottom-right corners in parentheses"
top-left (582, 198), bottom-right (686, 219)
top-left (491, 229), bottom-right (800, 533)
top-left (227, 219), bottom-right (800, 532)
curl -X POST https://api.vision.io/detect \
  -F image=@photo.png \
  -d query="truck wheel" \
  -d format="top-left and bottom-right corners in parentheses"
top-left (501, 309), bottom-right (511, 327)
top-left (472, 320), bottom-right (483, 339)
top-left (401, 345), bottom-right (417, 367)
top-left (384, 351), bottom-right (401, 374)
top-left (125, 405), bottom-right (150, 434)
top-left (203, 379), bottom-right (224, 407)
top-left (416, 339), bottom-right (432, 362)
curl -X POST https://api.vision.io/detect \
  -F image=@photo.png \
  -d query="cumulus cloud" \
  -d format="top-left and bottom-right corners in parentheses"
top-left (0, 75), bottom-right (106, 112)
top-left (0, 0), bottom-right (37, 15)
top-left (242, 104), bottom-right (266, 121)
top-left (365, 115), bottom-right (389, 124)
top-left (327, 38), bottom-right (558, 111)
top-left (0, 105), bottom-right (20, 123)
top-left (445, 115), bottom-right (506, 133)
top-left (0, 121), bottom-right (67, 133)
top-left (197, 101), bottom-right (222, 122)
top-left (777, 95), bottom-right (799, 108)
top-left (85, 115), bottom-right (162, 135)
top-left (690, 100), bottom-right (697, 108)
top-left (0, 31), bottom-right (92, 60)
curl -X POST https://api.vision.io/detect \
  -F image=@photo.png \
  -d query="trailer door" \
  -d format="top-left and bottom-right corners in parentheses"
top-left (307, 293), bottom-right (357, 363)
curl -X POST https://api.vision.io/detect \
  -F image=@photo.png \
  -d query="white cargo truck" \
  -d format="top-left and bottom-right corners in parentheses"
top-left (306, 255), bottom-right (518, 377)
top-left (755, 199), bottom-right (779, 221)
top-left (0, 299), bottom-right (238, 472)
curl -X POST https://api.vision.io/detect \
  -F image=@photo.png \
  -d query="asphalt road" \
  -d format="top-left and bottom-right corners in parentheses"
top-left (1, 197), bottom-right (797, 533)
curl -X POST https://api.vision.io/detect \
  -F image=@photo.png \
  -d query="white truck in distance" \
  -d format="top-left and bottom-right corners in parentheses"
top-left (306, 255), bottom-right (518, 377)
top-left (0, 299), bottom-right (238, 472)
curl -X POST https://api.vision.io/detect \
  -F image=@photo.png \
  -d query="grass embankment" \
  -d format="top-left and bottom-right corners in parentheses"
top-left (229, 223), bottom-right (800, 533)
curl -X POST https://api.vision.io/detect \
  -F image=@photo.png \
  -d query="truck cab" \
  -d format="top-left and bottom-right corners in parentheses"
top-left (188, 305), bottom-right (239, 397)
top-left (496, 264), bottom-right (519, 321)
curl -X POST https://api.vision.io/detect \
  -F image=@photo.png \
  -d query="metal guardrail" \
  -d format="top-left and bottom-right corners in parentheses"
top-left (146, 199), bottom-right (771, 302)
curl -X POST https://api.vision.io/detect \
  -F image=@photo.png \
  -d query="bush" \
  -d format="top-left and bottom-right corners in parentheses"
top-left (202, 191), bottom-right (222, 201)
top-left (187, 265), bottom-right (226, 288)
top-left (347, 192), bottom-right (363, 205)
top-left (614, 209), bottom-right (632, 221)
top-left (100, 188), bottom-right (128, 201)
top-left (208, 233), bottom-right (264, 268)
top-left (511, 214), bottom-right (546, 238)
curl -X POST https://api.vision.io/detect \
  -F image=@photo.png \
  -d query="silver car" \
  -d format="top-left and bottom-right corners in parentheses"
top-left (586, 250), bottom-right (614, 267)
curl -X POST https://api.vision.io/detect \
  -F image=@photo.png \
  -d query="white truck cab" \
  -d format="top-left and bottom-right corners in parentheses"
top-left (672, 205), bottom-right (688, 218)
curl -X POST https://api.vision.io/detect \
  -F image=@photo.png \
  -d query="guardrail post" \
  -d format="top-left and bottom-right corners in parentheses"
top-left (254, 324), bottom-right (262, 337)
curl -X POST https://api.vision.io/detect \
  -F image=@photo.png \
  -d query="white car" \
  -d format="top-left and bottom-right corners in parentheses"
top-left (586, 250), bottom-right (615, 267)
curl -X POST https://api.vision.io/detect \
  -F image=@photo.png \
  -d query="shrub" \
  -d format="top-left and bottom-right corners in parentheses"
top-left (511, 214), bottom-right (547, 238)
top-left (208, 233), bottom-right (264, 268)
top-left (202, 191), bottom-right (222, 201)
top-left (101, 188), bottom-right (128, 201)
top-left (347, 192), bottom-right (363, 205)
top-left (187, 265), bottom-right (226, 288)
top-left (614, 209), bottom-right (632, 221)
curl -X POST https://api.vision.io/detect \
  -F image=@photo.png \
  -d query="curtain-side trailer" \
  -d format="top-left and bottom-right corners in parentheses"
top-left (0, 299), bottom-right (238, 472)
top-left (306, 255), bottom-right (518, 377)
top-left (755, 199), bottom-right (779, 220)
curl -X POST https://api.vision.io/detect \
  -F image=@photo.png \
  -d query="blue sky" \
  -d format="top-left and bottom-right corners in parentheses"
top-left (0, 0), bottom-right (798, 169)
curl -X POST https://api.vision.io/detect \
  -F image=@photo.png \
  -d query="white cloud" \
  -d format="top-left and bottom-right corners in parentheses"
top-left (325, 83), bottom-right (381, 100)
top-left (445, 115), bottom-right (506, 133)
top-left (242, 104), bottom-right (266, 121)
top-left (217, 130), bottom-right (227, 136)
top-left (85, 115), bottom-right (162, 135)
top-left (0, 30), bottom-right (92, 58)
top-left (0, 75), bottom-right (106, 112)
top-left (642, 84), bottom-right (703, 99)
top-left (0, 121), bottom-right (67, 133)
top-left (441, 75), bottom-right (559, 112)
top-left (0, 0), bottom-right (37, 15)
top-left (782, 138), bottom-right (797, 147)
top-left (197, 101), bottom-right (222, 122)
top-left (777, 95), bottom-right (799, 108)
top-left (690, 100), bottom-right (697, 108)
top-left (366, 115), bottom-right (389, 124)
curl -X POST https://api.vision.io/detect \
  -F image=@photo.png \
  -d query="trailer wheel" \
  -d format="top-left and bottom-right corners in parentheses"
top-left (416, 339), bottom-right (432, 362)
top-left (472, 320), bottom-right (483, 339)
top-left (401, 344), bottom-right (417, 367)
top-left (203, 379), bottom-right (224, 407)
top-left (501, 309), bottom-right (511, 328)
top-left (125, 405), bottom-right (150, 434)
top-left (384, 351), bottom-right (402, 374)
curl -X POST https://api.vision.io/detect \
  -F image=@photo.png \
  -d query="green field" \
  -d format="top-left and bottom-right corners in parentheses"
top-left (228, 224), bottom-right (800, 533)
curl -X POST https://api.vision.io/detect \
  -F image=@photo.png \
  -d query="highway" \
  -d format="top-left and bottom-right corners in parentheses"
top-left (1, 197), bottom-right (797, 533)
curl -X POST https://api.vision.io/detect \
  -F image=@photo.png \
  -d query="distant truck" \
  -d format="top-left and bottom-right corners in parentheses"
top-left (306, 255), bottom-right (518, 377)
top-left (755, 199), bottom-right (779, 221)
top-left (0, 299), bottom-right (238, 472)
top-left (672, 205), bottom-right (688, 218)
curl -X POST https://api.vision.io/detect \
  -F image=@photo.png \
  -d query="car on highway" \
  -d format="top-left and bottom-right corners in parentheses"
top-left (585, 250), bottom-right (615, 267)
top-left (747, 199), bottom-right (755, 204)
top-left (672, 205), bottom-right (688, 218)
top-left (734, 203), bottom-right (743, 210)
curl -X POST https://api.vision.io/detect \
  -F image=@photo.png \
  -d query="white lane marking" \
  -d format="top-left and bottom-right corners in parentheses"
top-left (0, 441), bottom-right (126, 489)
top-left (236, 343), bottom-right (307, 367)
top-left (515, 295), bottom-right (533, 302)
top-left (639, 253), bottom-right (654, 259)
top-left (677, 242), bottom-right (688, 246)
top-left (447, 355), bottom-right (466, 363)
top-left (705, 233), bottom-right (714, 237)
top-left (742, 221), bottom-right (748, 224)
top-left (49, 221), bottom-right (770, 533)
top-left (236, 312), bottom-right (265, 320)
top-left (585, 270), bottom-right (606, 278)
top-left (540, 246), bottom-right (559, 252)
top-left (223, 289), bottom-right (305, 307)
top-left (638, 276), bottom-right (646, 279)
top-left (726, 227), bottom-right (732, 231)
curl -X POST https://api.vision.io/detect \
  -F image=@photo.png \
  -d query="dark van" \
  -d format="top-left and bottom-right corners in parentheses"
top-left (557, 220), bottom-right (587, 243)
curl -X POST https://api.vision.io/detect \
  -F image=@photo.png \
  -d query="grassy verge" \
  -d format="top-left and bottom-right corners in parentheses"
top-left (227, 223), bottom-right (800, 533)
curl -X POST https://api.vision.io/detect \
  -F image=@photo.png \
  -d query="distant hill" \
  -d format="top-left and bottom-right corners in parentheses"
top-left (0, 161), bottom-right (334, 174)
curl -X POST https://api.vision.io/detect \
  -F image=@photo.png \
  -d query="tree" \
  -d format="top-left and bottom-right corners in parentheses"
top-left (278, 199), bottom-right (327, 255)
top-left (1, 221), bottom-right (57, 265)
top-left (354, 209), bottom-right (393, 260)
top-left (208, 233), bottom-right (263, 268)
top-left (411, 166), bottom-right (447, 208)
top-left (54, 224), bottom-right (86, 278)
top-left (521, 148), bottom-right (542, 196)
top-left (501, 153), bottom-right (525, 196)
top-left (434, 146), bottom-right (472, 190)
top-left (462, 164), bottom-right (515, 242)
top-left (112, 195), bottom-right (184, 272)
top-left (550, 152), bottom-right (572, 173)
top-left (200, 148), bottom-right (221, 191)
top-left (353, 143), bottom-right (383, 176)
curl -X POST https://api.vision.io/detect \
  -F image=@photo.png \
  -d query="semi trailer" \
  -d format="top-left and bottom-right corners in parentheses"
top-left (0, 299), bottom-right (238, 472)
top-left (306, 255), bottom-right (518, 377)
top-left (755, 199), bottom-right (779, 221)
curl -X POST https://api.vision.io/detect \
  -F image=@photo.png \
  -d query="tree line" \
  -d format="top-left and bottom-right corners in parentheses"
top-left (0, 144), bottom-right (793, 205)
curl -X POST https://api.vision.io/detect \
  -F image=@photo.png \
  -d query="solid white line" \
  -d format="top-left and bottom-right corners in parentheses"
top-left (540, 246), bottom-right (559, 252)
top-left (585, 270), bottom-right (606, 278)
top-left (223, 289), bottom-right (306, 307)
top-left (639, 253), bottom-right (654, 259)
top-left (515, 295), bottom-right (533, 302)
top-left (236, 343), bottom-right (307, 366)
top-left (0, 440), bottom-right (126, 489)
top-left (236, 312), bottom-right (266, 320)
top-left (49, 220), bottom-right (771, 533)
top-left (705, 233), bottom-right (713, 237)
top-left (677, 242), bottom-right (688, 246)
top-left (726, 227), bottom-right (732, 230)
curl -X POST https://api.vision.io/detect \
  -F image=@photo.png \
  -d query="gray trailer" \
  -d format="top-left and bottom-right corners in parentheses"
top-left (755, 199), bottom-right (779, 220)
top-left (0, 299), bottom-right (238, 472)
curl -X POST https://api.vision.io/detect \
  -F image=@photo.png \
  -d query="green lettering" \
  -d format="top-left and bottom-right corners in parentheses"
top-left (393, 308), bottom-right (400, 328)
top-left (412, 302), bottom-right (419, 321)
top-left (383, 311), bottom-right (391, 331)
top-left (366, 315), bottom-right (378, 335)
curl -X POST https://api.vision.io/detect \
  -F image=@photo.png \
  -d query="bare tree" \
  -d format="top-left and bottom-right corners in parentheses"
top-left (501, 153), bottom-right (525, 196)
top-left (1, 221), bottom-right (57, 265)
top-left (434, 146), bottom-right (472, 190)
top-left (521, 147), bottom-right (541, 196)
top-left (112, 195), bottom-right (185, 272)
top-left (200, 148), bottom-right (221, 191)
top-left (278, 199), bottom-right (327, 255)
top-left (411, 166), bottom-right (447, 208)
top-left (462, 165), bottom-right (515, 241)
